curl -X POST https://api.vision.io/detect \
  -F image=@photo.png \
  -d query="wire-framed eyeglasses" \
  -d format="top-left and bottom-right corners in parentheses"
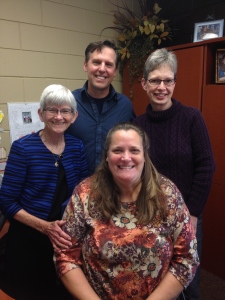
top-left (147, 79), bottom-right (176, 86)
top-left (43, 108), bottom-right (74, 116)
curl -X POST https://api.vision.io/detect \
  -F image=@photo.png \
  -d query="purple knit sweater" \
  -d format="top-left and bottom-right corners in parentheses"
top-left (134, 99), bottom-right (215, 217)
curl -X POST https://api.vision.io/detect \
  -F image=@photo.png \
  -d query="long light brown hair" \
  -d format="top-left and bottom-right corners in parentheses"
top-left (89, 122), bottom-right (167, 225)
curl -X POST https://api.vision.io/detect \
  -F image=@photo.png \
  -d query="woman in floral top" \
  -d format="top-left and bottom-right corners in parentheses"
top-left (55, 122), bottom-right (199, 300)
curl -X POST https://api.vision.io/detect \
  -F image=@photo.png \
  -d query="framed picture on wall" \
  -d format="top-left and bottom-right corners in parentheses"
top-left (216, 49), bottom-right (225, 83)
top-left (193, 19), bottom-right (224, 42)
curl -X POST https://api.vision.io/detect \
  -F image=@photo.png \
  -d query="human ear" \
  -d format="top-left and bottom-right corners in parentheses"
top-left (83, 61), bottom-right (88, 72)
top-left (141, 78), bottom-right (147, 90)
top-left (72, 111), bottom-right (78, 123)
top-left (38, 108), bottom-right (44, 122)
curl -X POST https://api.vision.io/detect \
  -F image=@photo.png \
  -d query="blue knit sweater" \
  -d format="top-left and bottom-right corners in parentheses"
top-left (134, 99), bottom-right (216, 217)
top-left (0, 131), bottom-right (89, 220)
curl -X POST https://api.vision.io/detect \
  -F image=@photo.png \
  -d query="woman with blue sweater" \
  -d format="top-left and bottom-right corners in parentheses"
top-left (0, 84), bottom-right (88, 299)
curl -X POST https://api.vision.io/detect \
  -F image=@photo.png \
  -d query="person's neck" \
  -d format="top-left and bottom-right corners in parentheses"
top-left (118, 182), bottom-right (142, 203)
top-left (151, 99), bottom-right (173, 111)
top-left (39, 130), bottom-right (65, 155)
top-left (87, 86), bottom-right (110, 99)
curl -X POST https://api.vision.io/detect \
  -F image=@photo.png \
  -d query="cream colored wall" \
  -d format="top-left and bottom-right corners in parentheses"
top-left (0, 0), bottom-right (138, 156)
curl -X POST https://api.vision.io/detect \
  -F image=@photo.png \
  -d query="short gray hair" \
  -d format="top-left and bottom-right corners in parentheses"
top-left (39, 84), bottom-right (77, 112)
top-left (143, 48), bottom-right (177, 80)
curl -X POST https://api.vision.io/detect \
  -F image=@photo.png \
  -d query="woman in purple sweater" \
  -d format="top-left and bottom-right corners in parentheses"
top-left (133, 48), bottom-right (215, 300)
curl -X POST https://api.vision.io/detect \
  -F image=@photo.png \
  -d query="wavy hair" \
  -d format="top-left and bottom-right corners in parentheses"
top-left (89, 122), bottom-right (167, 225)
top-left (84, 40), bottom-right (119, 69)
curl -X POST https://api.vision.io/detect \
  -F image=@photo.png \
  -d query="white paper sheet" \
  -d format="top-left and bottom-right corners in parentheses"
top-left (7, 103), bottom-right (44, 144)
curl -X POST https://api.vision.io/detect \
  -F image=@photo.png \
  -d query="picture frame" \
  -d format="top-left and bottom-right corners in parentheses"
top-left (215, 49), bottom-right (225, 83)
top-left (193, 19), bottom-right (224, 42)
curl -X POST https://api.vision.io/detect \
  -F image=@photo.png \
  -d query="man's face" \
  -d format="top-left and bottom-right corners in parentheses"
top-left (84, 47), bottom-right (117, 98)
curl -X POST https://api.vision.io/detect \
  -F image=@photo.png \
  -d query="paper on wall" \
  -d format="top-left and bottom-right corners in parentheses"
top-left (7, 103), bottom-right (44, 145)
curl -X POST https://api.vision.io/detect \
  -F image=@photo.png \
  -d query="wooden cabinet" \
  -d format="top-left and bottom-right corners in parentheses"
top-left (0, 290), bottom-right (14, 300)
top-left (172, 46), bottom-right (204, 109)
top-left (170, 38), bottom-right (225, 279)
top-left (123, 37), bottom-right (225, 279)
top-left (122, 62), bottom-right (149, 116)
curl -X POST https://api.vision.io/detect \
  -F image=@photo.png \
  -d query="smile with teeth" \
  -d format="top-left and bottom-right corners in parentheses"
top-left (155, 93), bottom-right (166, 96)
top-left (96, 75), bottom-right (106, 79)
top-left (119, 166), bottom-right (134, 169)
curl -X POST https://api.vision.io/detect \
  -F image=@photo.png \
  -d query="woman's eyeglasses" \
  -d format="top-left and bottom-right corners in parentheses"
top-left (147, 79), bottom-right (176, 86)
top-left (43, 108), bottom-right (74, 116)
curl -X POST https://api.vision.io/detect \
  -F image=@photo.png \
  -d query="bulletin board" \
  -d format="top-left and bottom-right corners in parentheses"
top-left (7, 103), bottom-right (44, 144)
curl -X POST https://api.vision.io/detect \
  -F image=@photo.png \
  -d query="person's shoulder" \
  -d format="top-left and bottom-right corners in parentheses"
top-left (175, 99), bottom-right (202, 118)
top-left (72, 87), bottom-right (83, 99)
top-left (75, 175), bottom-right (93, 193)
top-left (134, 113), bottom-right (147, 120)
top-left (177, 99), bottom-right (200, 113)
top-left (64, 133), bottom-right (84, 147)
top-left (71, 83), bottom-right (87, 101)
top-left (159, 173), bottom-right (180, 194)
top-left (65, 132), bottom-right (81, 141)
top-left (159, 174), bottom-right (185, 205)
top-left (115, 91), bottom-right (132, 103)
top-left (159, 173), bottom-right (174, 186)
top-left (133, 113), bottom-right (147, 124)
top-left (12, 132), bottom-right (38, 146)
top-left (72, 87), bottom-right (83, 94)
top-left (10, 133), bottom-right (40, 157)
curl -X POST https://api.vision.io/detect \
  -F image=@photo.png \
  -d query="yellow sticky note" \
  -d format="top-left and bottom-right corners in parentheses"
top-left (0, 110), bottom-right (4, 123)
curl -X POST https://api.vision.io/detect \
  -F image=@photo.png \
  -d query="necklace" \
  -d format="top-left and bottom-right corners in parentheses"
top-left (39, 131), bottom-right (65, 167)
top-left (52, 153), bottom-right (63, 167)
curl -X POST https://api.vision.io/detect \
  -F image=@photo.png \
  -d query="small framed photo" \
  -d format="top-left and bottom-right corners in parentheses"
top-left (193, 19), bottom-right (224, 42)
top-left (216, 49), bottom-right (225, 83)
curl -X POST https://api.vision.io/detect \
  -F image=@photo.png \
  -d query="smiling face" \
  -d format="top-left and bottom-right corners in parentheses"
top-left (106, 129), bottom-right (145, 189)
top-left (141, 64), bottom-right (176, 111)
top-left (84, 46), bottom-right (117, 98)
top-left (38, 105), bottom-right (77, 135)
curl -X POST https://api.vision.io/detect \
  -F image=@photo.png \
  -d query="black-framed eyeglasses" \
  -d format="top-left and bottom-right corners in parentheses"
top-left (43, 108), bottom-right (74, 116)
top-left (147, 79), bottom-right (176, 86)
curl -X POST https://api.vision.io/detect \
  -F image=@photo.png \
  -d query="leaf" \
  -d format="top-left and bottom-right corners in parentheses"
top-left (132, 31), bottom-right (138, 38)
top-left (150, 34), bottom-right (159, 41)
top-left (121, 53), bottom-right (126, 60)
top-left (158, 23), bottom-right (165, 32)
top-left (144, 26), bottom-right (151, 35)
top-left (149, 24), bottom-right (156, 33)
top-left (158, 38), bottom-right (162, 45)
top-left (160, 31), bottom-right (169, 38)
top-left (139, 25), bottom-right (144, 34)
top-left (120, 47), bottom-right (127, 54)
top-left (126, 40), bottom-right (132, 47)
top-left (153, 3), bottom-right (162, 14)
top-left (119, 47), bottom-right (129, 60)
top-left (161, 19), bottom-right (169, 23)
top-left (118, 33), bottom-right (126, 42)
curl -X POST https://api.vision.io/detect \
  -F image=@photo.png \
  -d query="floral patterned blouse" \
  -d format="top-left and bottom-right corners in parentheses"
top-left (55, 175), bottom-right (199, 300)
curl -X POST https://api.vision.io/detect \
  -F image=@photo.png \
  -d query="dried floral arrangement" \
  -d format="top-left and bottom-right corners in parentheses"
top-left (102, 0), bottom-right (172, 85)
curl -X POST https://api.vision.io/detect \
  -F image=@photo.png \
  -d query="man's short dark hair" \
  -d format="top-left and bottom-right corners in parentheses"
top-left (85, 40), bottom-right (119, 69)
